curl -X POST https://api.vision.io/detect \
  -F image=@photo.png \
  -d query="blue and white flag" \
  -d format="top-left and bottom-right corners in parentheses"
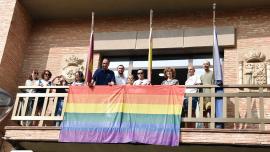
top-left (213, 26), bottom-right (223, 85)
top-left (213, 26), bottom-right (224, 128)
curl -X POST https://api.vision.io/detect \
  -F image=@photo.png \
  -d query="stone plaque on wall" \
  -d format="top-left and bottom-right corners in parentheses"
top-left (239, 51), bottom-right (270, 85)
top-left (61, 55), bottom-right (87, 83)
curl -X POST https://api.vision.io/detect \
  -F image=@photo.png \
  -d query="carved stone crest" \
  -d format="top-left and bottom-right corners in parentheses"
top-left (62, 55), bottom-right (85, 83)
top-left (244, 51), bottom-right (266, 62)
top-left (239, 50), bottom-right (269, 85)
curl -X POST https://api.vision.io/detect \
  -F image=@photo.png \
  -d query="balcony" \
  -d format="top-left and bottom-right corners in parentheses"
top-left (3, 85), bottom-right (270, 150)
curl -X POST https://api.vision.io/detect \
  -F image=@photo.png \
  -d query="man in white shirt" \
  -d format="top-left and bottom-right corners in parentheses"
top-left (183, 65), bottom-right (201, 120)
top-left (133, 69), bottom-right (150, 85)
top-left (115, 65), bottom-right (127, 85)
top-left (185, 65), bottom-right (201, 93)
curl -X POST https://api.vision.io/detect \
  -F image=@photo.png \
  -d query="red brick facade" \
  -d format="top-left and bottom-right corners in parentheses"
top-left (0, 1), bottom-right (32, 150)
top-left (16, 8), bottom-right (270, 86)
top-left (0, 0), bottom-right (16, 62)
top-left (1, 1), bottom-right (270, 149)
top-left (0, 0), bottom-right (31, 96)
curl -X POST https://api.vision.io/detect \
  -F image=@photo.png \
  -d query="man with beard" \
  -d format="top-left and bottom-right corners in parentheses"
top-left (115, 65), bottom-right (127, 85)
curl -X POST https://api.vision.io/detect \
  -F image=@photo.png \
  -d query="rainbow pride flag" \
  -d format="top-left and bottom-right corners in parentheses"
top-left (59, 85), bottom-right (184, 146)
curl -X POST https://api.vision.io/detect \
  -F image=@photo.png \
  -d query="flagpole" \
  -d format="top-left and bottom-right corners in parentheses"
top-left (91, 12), bottom-right (94, 33)
top-left (213, 3), bottom-right (217, 63)
top-left (85, 12), bottom-right (95, 84)
top-left (213, 3), bottom-right (216, 28)
top-left (147, 9), bottom-right (153, 82)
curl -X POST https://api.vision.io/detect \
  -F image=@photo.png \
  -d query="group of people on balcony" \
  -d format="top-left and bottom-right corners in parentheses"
top-left (21, 70), bottom-right (85, 126)
top-left (21, 58), bottom-right (214, 127)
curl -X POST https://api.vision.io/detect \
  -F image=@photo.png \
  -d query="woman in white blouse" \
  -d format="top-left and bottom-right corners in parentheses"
top-left (21, 69), bottom-right (40, 126)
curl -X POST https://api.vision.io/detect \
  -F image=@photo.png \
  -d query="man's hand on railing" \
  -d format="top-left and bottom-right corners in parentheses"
top-left (108, 81), bottom-right (115, 86)
top-left (87, 82), bottom-right (94, 87)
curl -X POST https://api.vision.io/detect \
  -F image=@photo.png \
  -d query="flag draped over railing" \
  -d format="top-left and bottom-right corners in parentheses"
top-left (85, 12), bottom-right (95, 83)
top-left (147, 9), bottom-right (153, 82)
top-left (59, 86), bottom-right (185, 146)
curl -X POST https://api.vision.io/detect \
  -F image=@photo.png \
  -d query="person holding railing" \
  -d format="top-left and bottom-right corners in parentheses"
top-left (133, 69), bottom-right (150, 85)
top-left (183, 65), bottom-right (202, 128)
top-left (161, 67), bottom-right (179, 85)
top-left (90, 58), bottom-right (116, 86)
top-left (20, 69), bottom-right (40, 126)
top-left (200, 60), bottom-right (214, 121)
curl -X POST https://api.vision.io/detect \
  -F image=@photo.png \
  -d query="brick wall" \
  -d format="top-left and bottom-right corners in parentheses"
top-left (0, 0), bottom-right (16, 62)
top-left (0, 0), bottom-right (31, 96)
top-left (18, 20), bottom-right (102, 84)
top-left (19, 8), bottom-right (270, 86)
top-left (0, 1), bottom-right (32, 151)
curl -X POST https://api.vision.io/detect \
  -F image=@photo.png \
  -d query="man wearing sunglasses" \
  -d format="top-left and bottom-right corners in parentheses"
top-left (133, 69), bottom-right (150, 85)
